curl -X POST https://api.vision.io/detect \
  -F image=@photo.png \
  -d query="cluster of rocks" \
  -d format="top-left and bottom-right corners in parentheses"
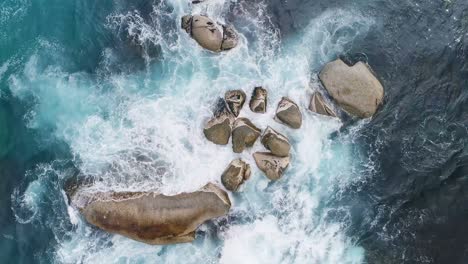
top-left (68, 3), bottom-right (385, 245)
top-left (203, 87), bottom-right (302, 191)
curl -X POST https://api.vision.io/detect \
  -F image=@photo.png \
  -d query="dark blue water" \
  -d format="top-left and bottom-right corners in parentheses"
top-left (1, 0), bottom-right (467, 263)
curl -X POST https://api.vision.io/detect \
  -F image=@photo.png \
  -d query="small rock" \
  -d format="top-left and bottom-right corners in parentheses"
top-left (249, 86), bottom-right (267, 113)
top-left (221, 25), bottom-right (239, 51)
top-left (308, 92), bottom-right (337, 117)
top-left (181, 15), bottom-right (238, 52)
top-left (204, 98), bottom-right (235, 145)
top-left (275, 97), bottom-right (302, 129)
top-left (225, 90), bottom-right (246, 117)
top-left (231, 118), bottom-right (261, 153)
top-left (221, 159), bottom-right (251, 191)
top-left (261, 127), bottom-right (290, 157)
top-left (253, 152), bottom-right (290, 180)
top-left (319, 59), bottom-right (384, 118)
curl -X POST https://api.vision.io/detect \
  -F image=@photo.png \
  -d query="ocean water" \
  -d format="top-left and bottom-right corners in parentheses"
top-left (1, 0), bottom-right (467, 263)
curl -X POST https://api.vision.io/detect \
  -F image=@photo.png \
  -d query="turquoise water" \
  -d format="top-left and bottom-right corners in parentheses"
top-left (1, 0), bottom-right (375, 263)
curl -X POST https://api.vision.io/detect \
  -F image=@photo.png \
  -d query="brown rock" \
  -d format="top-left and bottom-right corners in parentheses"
top-left (249, 86), bottom-right (267, 113)
top-left (181, 15), bottom-right (238, 52)
top-left (308, 92), bottom-right (337, 117)
top-left (203, 99), bottom-right (235, 145)
top-left (231, 118), bottom-right (261, 153)
top-left (275, 97), bottom-right (302, 129)
top-left (221, 159), bottom-right (251, 192)
top-left (225, 90), bottom-right (246, 117)
top-left (253, 152), bottom-right (290, 180)
top-left (71, 183), bottom-right (231, 245)
top-left (261, 127), bottom-right (290, 157)
top-left (319, 59), bottom-right (384, 118)
top-left (221, 25), bottom-right (239, 51)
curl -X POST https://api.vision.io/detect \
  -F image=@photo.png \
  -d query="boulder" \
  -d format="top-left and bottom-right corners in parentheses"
top-left (275, 97), bottom-right (302, 129)
top-left (308, 92), bottom-right (337, 117)
top-left (221, 159), bottom-right (251, 192)
top-left (231, 118), bottom-right (261, 153)
top-left (221, 25), bottom-right (238, 51)
top-left (253, 152), bottom-right (290, 181)
top-left (181, 15), bottom-right (238, 52)
top-left (249, 86), bottom-right (267, 113)
top-left (204, 98), bottom-right (235, 145)
top-left (71, 183), bottom-right (231, 245)
top-left (225, 90), bottom-right (246, 117)
top-left (261, 127), bottom-right (290, 157)
top-left (319, 59), bottom-right (384, 118)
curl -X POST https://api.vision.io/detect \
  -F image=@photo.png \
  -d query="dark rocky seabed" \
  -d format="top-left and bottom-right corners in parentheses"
top-left (1, 0), bottom-right (468, 263)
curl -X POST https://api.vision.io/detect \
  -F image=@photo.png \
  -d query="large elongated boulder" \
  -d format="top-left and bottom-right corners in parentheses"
top-left (204, 99), bottom-right (235, 145)
top-left (308, 92), bottom-right (337, 117)
top-left (225, 90), bottom-right (246, 117)
top-left (319, 59), bottom-right (384, 118)
top-left (71, 183), bottom-right (231, 245)
top-left (261, 127), bottom-right (290, 157)
top-left (181, 15), bottom-right (238, 52)
top-left (275, 97), bottom-right (302, 129)
top-left (249, 86), bottom-right (267, 113)
top-left (231, 118), bottom-right (261, 153)
top-left (253, 152), bottom-right (290, 180)
top-left (221, 159), bottom-right (251, 192)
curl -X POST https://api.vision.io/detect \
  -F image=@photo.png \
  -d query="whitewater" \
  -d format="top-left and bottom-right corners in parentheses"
top-left (6, 0), bottom-right (376, 263)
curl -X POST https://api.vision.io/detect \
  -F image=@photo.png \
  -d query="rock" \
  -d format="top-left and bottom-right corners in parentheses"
top-left (253, 152), bottom-right (290, 181)
top-left (308, 92), bottom-right (337, 117)
top-left (225, 90), bottom-right (246, 117)
top-left (275, 97), bottom-right (302, 129)
top-left (231, 118), bottom-right (261, 153)
top-left (249, 86), bottom-right (267, 113)
top-left (261, 127), bottom-right (290, 157)
top-left (204, 98), bottom-right (235, 145)
top-left (221, 25), bottom-right (238, 51)
top-left (221, 159), bottom-right (251, 191)
top-left (181, 15), bottom-right (238, 52)
top-left (71, 183), bottom-right (231, 245)
top-left (319, 59), bottom-right (384, 118)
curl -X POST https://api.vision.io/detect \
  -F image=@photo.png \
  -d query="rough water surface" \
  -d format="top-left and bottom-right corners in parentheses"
top-left (0, 0), bottom-right (467, 263)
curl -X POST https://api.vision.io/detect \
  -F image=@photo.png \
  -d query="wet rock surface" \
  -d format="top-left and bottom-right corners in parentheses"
top-left (181, 15), bottom-right (238, 52)
top-left (204, 98), bottom-right (235, 145)
top-left (249, 86), bottom-right (267, 113)
top-left (308, 92), bottom-right (337, 117)
top-left (261, 126), bottom-right (290, 157)
top-left (221, 159), bottom-right (251, 191)
top-left (253, 152), bottom-right (290, 180)
top-left (231, 118), bottom-right (261, 153)
top-left (225, 90), bottom-right (246, 117)
top-left (71, 183), bottom-right (231, 245)
top-left (319, 59), bottom-right (384, 118)
top-left (275, 97), bottom-right (302, 129)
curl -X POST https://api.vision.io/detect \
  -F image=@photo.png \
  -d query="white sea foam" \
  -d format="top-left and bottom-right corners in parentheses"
top-left (9, 0), bottom-right (375, 263)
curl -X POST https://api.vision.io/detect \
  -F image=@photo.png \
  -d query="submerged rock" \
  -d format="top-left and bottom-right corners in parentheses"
top-left (275, 97), bottom-right (302, 129)
top-left (253, 152), bottom-right (290, 180)
top-left (71, 183), bottom-right (231, 245)
top-left (261, 127), bottom-right (290, 157)
top-left (225, 90), bottom-right (246, 117)
top-left (221, 159), bottom-right (251, 192)
top-left (181, 15), bottom-right (238, 52)
top-left (249, 86), bottom-right (267, 113)
top-left (232, 118), bottom-right (261, 153)
top-left (319, 59), bottom-right (384, 118)
top-left (308, 92), bottom-right (337, 117)
top-left (204, 98), bottom-right (235, 145)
